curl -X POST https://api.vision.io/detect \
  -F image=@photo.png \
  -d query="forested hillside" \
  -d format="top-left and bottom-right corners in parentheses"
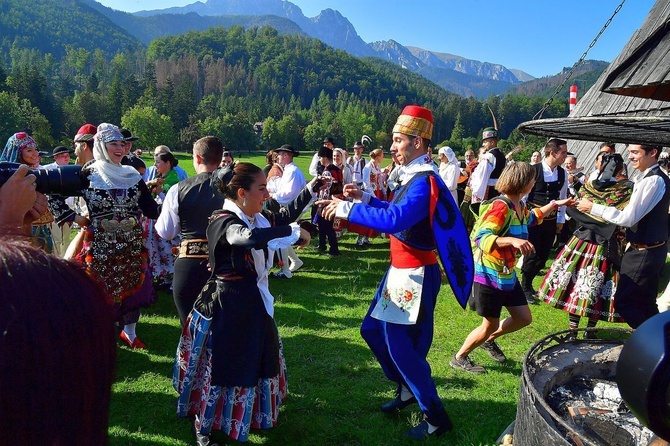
top-left (506, 60), bottom-right (608, 98)
top-left (0, 0), bottom-right (142, 60)
top-left (0, 0), bottom-right (572, 156)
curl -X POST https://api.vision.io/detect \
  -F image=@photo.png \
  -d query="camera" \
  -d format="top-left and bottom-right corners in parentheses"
top-left (0, 162), bottom-right (89, 196)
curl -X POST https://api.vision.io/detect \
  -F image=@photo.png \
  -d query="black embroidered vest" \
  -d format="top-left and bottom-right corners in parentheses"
top-left (626, 165), bottom-right (670, 244)
top-left (528, 163), bottom-right (565, 206)
top-left (177, 172), bottom-right (225, 240)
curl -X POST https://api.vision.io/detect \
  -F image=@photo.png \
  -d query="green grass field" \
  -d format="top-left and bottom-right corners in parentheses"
top-left (108, 152), bottom-right (648, 445)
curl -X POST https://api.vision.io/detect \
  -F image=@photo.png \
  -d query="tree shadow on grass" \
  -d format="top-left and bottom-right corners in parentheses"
top-left (109, 389), bottom-right (189, 445)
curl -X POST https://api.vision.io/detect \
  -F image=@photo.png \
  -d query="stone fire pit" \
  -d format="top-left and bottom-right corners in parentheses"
top-left (511, 328), bottom-right (665, 446)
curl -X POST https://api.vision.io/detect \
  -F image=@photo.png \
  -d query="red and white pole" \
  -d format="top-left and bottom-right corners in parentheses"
top-left (569, 84), bottom-right (578, 114)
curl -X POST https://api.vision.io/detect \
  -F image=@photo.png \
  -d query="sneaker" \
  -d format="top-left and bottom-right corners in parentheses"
top-left (356, 237), bottom-right (364, 246)
top-left (450, 354), bottom-right (486, 374)
top-left (481, 340), bottom-right (507, 363)
top-left (363, 238), bottom-right (373, 245)
top-left (270, 270), bottom-right (292, 279)
top-left (289, 258), bottom-right (303, 272)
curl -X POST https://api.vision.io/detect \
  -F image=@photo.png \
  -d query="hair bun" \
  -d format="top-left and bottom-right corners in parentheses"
top-left (211, 166), bottom-right (234, 196)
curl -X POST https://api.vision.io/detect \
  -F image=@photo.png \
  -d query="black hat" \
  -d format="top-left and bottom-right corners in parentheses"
top-left (275, 144), bottom-right (299, 156)
top-left (121, 128), bottom-right (139, 141)
top-left (352, 141), bottom-right (364, 149)
top-left (323, 136), bottom-right (334, 144)
top-left (121, 154), bottom-right (147, 172)
top-left (317, 146), bottom-right (333, 159)
top-left (52, 146), bottom-right (72, 156)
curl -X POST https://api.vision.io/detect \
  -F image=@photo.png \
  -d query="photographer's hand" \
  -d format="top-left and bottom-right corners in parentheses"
top-left (0, 164), bottom-right (38, 236)
top-left (27, 192), bottom-right (48, 224)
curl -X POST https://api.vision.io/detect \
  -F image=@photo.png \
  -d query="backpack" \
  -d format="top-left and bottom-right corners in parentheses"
top-left (470, 196), bottom-right (514, 240)
top-left (470, 196), bottom-right (516, 274)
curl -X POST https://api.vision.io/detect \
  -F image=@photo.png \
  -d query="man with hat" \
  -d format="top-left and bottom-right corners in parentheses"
top-left (120, 128), bottom-right (147, 175)
top-left (72, 124), bottom-right (97, 167)
top-left (318, 105), bottom-right (473, 439)
top-left (43, 146), bottom-right (72, 170)
top-left (268, 144), bottom-right (306, 277)
top-left (309, 137), bottom-right (333, 176)
top-left (469, 128), bottom-right (507, 205)
top-left (347, 141), bottom-right (366, 188)
top-left (48, 124), bottom-right (97, 257)
top-left (120, 128), bottom-right (139, 153)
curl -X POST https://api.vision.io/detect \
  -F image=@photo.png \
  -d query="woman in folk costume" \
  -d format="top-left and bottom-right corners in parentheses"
top-left (363, 148), bottom-right (386, 201)
top-left (350, 148), bottom-right (386, 246)
top-left (0, 132), bottom-right (54, 253)
top-left (333, 148), bottom-right (352, 185)
top-left (539, 153), bottom-right (632, 333)
top-left (144, 151), bottom-right (181, 290)
top-left (47, 123), bottom-right (160, 349)
top-left (438, 145), bottom-right (460, 204)
top-left (174, 162), bottom-right (316, 445)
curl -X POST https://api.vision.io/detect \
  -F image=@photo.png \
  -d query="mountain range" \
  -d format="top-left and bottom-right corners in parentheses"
top-left (85, 0), bottom-right (542, 98)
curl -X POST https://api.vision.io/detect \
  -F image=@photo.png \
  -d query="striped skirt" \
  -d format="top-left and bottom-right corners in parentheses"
top-left (538, 236), bottom-right (623, 323)
top-left (173, 309), bottom-right (288, 442)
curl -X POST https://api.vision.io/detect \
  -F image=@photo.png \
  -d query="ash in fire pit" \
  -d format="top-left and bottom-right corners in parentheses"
top-left (547, 376), bottom-right (655, 446)
top-left (512, 328), bottom-right (668, 446)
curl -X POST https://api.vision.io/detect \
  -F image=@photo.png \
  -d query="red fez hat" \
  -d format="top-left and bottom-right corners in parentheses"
top-left (74, 124), bottom-right (98, 142)
top-left (392, 105), bottom-right (434, 140)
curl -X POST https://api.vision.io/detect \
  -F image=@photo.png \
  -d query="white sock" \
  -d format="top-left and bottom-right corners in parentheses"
top-left (123, 323), bottom-right (137, 342)
top-left (427, 421), bottom-right (439, 434)
top-left (400, 385), bottom-right (413, 401)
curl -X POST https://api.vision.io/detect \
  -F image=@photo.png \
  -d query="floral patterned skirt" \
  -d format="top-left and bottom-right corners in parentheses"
top-left (173, 309), bottom-right (288, 442)
top-left (538, 236), bottom-right (623, 322)
top-left (143, 217), bottom-right (179, 286)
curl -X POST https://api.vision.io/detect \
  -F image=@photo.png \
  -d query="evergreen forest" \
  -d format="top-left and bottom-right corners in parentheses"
top-left (0, 0), bottom-right (579, 157)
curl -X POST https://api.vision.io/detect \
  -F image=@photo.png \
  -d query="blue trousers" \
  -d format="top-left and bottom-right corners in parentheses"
top-left (360, 263), bottom-right (450, 426)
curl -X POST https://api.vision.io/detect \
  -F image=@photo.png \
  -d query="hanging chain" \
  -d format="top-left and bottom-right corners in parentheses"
top-left (532, 0), bottom-right (627, 120)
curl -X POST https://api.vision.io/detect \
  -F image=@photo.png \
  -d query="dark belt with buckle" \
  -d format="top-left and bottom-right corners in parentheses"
top-left (178, 239), bottom-right (208, 258)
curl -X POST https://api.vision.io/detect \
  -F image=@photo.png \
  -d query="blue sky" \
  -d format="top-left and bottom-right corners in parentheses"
top-left (98, 0), bottom-right (655, 78)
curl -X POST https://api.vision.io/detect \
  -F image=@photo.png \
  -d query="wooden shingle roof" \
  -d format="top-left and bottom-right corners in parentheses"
top-left (517, 0), bottom-right (670, 173)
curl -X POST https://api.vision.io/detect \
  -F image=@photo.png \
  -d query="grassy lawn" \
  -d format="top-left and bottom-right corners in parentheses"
top-left (110, 152), bottom-right (643, 445)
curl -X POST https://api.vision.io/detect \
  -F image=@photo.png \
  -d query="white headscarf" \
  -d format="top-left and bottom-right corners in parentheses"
top-left (89, 123), bottom-right (141, 190)
top-left (439, 146), bottom-right (459, 166)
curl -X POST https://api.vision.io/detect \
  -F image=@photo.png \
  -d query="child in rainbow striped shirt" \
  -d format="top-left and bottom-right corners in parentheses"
top-left (450, 162), bottom-right (574, 374)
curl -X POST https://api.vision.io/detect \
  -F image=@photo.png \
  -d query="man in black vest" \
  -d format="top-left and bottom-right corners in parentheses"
top-left (521, 138), bottom-right (568, 304)
top-left (577, 144), bottom-right (670, 328)
top-left (469, 128), bottom-right (506, 204)
top-left (155, 136), bottom-right (225, 326)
